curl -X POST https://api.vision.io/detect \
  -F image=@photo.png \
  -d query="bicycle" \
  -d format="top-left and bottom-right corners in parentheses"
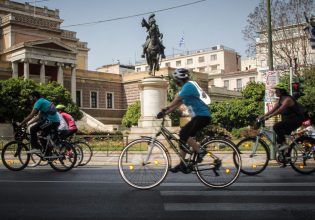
top-left (118, 115), bottom-right (241, 190)
top-left (236, 119), bottom-right (315, 175)
top-left (1, 122), bottom-right (78, 172)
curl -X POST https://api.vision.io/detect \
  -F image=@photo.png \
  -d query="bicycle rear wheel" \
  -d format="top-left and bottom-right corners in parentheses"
top-left (1, 141), bottom-right (30, 171)
top-left (73, 141), bottom-right (93, 166)
top-left (289, 136), bottom-right (315, 174)
top-left (49, 142), bottom-right (77, 172)
top-left (196, 138), bottom-right (241, 188)
top-left (236, 137), bottom-right (269, 175)
top-left (118, 139), bottom-right (169, 189)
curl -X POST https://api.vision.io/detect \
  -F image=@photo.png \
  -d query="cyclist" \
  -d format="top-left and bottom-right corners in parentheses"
top-left (157, 68), bottom-right (211, 173)
top-left (20, 91), bottom-right (60, 154)
top-left (56, 104), bottom-right (78, 139)
top-left (258, 82), bottom-right (304, 166)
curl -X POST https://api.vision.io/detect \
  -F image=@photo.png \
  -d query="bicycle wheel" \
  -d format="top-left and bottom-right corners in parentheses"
top-left (28, 154), bottom-right (42, 167)
top-left (74, 141), bottom-right (93, 166)
top-left (1, 141), bottom-right (30, 171)
top-left (236, 137), bottom-right (270, 175)
top-left (289, 136), bottom-right (315, 174)
top-left (49, 142), bottom-right (77, 172)
top-left (118, 138), bottom-right (169, 189)
top-left (73, 144), bottom-right (83, 168)
top-left (195, 138), bottom-right (241, 188)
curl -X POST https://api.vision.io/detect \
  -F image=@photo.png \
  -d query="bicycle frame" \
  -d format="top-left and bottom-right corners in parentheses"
top-left (144, 117), bottom-right (195, 167)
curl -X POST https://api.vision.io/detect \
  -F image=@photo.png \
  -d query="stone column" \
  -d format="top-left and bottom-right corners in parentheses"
top-left (39, 60), bottom-right (46, 84)
top-left (71, 64), bottom-right (77, 103)
top-left (11, 61), bottom-right (18, 78)
top-left (137, 77), bottom-right (171, 127)
top-left (23, 59), bottom-right (29, 80)
top-left (57, 63), bottom-right (64, 86)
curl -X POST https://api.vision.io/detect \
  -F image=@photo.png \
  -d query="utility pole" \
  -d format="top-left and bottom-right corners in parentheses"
top-left (267, 0), bottom-right (273, 71)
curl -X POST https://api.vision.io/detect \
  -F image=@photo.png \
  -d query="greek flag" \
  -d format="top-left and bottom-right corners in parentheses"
top-left (179, 36), bottom-right (185, 47)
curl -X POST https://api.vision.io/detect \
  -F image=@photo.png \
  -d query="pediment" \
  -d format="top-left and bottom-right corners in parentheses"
top-left (24, 39), bottom-right (76, 53)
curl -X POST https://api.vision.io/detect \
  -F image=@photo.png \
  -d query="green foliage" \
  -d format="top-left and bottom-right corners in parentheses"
top-left (0, 78), bottom-right (82, 122)
top-left (122, 101), bottom-right (141, 128)
top-left (210, 81), bottom-right (265, 131)
top-left (195, 125), bottom-right (232, 142)
top-left (38, 81), bottom-right (82, 120)
top-left (299, 68), bottom-right (315, 122)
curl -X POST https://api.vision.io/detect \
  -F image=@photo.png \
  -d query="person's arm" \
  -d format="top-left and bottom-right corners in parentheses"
top-left (259, 102), bottom-right (280, 120)
top-left (267, 97), bottom-right (294, 118)
top-left (163, 96), bottom-right (183, 114)
top-left (21, 108), bottom-right (39, 126)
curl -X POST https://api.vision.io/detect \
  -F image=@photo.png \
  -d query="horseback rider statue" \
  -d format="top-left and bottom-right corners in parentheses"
top-left (141, 13), bottom-right (166, 75)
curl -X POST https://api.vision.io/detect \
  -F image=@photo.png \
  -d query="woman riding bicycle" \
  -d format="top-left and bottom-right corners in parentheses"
top-left (258, 82), bottom-right (304, 159)
top-left (158, 68), bottom-right (211, 173)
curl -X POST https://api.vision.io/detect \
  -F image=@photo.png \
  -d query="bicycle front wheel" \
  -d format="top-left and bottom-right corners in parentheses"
top-left (289, 136), bottom-right (315, 174)
top-left (73, 141), bottom-right (93, 166)
top-left (1, 141), bottom-right (30, 171)
top-left (236, 137), bottom-right (269, 175)
top-left (118, 139), bottom-right (169, 190)
top-left (49, 142), bottom-right (77, 172)
top-left (196, 138), bottom-right (241, 188)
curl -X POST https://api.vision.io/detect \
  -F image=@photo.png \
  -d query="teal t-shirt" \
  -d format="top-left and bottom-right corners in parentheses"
top-left (34, 98), bottom-right (60, 123)
top-left (178, 81), bottom-right (211, 117)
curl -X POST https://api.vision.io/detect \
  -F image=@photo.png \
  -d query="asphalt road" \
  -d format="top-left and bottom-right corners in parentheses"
top-left (1, 166), bottom-right (315, 220)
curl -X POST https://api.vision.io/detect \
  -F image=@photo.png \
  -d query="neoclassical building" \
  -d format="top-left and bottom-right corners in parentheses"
top-left (0, 0), bottom-right (239, 130)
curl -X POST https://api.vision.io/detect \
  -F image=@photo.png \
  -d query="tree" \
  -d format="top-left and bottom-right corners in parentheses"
top-left (122, 101), bottom-right (141, 128)
top-left (243, 0), bottom-right (314, 69)
top-left (210, 82), bottom-right (265, 131)
top-left (299, 67), bottom-right (315, 122)
top-left (0, 78), bottom-right (82, 122)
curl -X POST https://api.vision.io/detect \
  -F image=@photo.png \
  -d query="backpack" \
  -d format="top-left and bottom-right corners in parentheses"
top-left (296, 102), bottom-right (310, 121)
top-left (190, 81), bottom-right (211, 105)
top-left (46, 102), bottom-right (57, 115)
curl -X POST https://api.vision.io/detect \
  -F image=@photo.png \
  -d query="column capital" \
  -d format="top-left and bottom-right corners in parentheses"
top-left (39, 60), bottom-right (48, 65)
top-left (56, 62), bottom-right (65, 67)
top-left (70, 63), bottom-right (76, 68)
top-left (21, 58), bottom-right (29, 63)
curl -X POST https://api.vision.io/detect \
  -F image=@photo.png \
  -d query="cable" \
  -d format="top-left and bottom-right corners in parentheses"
top-left (61, 0), bottom-right (207, 28)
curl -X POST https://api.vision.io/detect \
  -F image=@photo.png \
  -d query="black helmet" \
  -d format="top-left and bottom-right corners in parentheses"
top-left (172, 68), bottom-right (189, 80)
top-left (30, 90), bottom-right (41, 99)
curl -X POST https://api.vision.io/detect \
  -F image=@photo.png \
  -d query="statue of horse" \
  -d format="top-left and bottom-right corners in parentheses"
top-left (145, 34), bottom-right (161, 76)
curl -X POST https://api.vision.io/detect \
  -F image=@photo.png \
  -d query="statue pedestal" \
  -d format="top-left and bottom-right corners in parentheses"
top-left (128, 76), bottom-right (174, 141)
top-left (137, 76), bottom-right (171, 127)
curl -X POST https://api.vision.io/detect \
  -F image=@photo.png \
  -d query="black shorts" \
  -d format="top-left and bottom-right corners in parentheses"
top-left (179, 116), bottom-right (211, 142)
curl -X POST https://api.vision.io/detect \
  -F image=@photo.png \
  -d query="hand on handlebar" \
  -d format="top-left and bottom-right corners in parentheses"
top-left (156, 107), bottom-right (169, 119)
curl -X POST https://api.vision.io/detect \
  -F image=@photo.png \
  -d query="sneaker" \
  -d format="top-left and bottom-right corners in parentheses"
top-left (278, 144), bottom-right (290, 151)
top-left (169, 162), bottom-right (185, 173)
top-left (279, 163), bottom-right (287, 168)
top-left (26, 148), bottom-right (42, 154)
top-left (196, 149), bottom-right (207, 163)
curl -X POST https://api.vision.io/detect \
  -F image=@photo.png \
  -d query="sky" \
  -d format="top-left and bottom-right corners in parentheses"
top-left (15, 0), bottom-right (261, 70)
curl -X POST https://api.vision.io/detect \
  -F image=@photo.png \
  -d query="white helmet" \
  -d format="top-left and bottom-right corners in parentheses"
top-left (172, 68), bottom-right (189, 80)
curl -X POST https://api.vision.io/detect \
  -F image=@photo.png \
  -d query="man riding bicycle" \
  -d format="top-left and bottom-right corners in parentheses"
top-left (20, 91), bottom-right (60, 154)
top-left (157, 68), bottom-right (211, 173)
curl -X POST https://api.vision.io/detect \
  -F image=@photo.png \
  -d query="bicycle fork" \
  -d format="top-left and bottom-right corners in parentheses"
top-left (143, 137), bottom-right (157, 166)
top-left (249, 137), bottom-right (260, 158)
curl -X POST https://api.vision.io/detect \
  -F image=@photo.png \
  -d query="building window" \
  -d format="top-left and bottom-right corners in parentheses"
top-left (198, 67), bottom-right (205, 72)
top-left (224, 80), bottom-right (229, 89)
top-left (90, 91), bottom-right (98, 108)
top-left (249, 77), bottom-right (255, 82)
top-left (210, 54), bottom-right (217, 61)
top-left (76, 90), bottom-right (82, 107)
top-left (106, 92), bottom-right (113, 109)
top-left (165, 62), bottom-right (170, 67)
top-left (187, 58), bottom-right (193, 65)
top-left (211, 65), bottom-right (218, 71)
top-left (198, 56), bottom-right (205, 63)
top-left (236, 79), bottom-right (242, 91)
top-left (176, 60), bottom-right (181, 66)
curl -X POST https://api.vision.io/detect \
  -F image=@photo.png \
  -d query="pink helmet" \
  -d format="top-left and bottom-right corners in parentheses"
top-left (302, 119), bottom-right (312, 126)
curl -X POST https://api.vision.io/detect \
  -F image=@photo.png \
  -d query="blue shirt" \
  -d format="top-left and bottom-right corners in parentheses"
top-left (34, 98), bottom-right (60, 123)
top-left (178, 81), bottom-right (211, 117)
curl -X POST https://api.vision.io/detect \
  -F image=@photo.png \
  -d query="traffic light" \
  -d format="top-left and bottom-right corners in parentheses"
top-left (291, 77), bottom-right (305, 99)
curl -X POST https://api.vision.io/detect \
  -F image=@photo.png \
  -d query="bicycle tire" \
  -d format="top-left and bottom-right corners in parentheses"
top-left (73, 144), bottom-right (84, 168)
top-left (289, 136), bottom-right (315, 174)
top-left (73, 141), bottom-right (93, 166)
top-left (195, 138), bottom-right (241, 188)
top-left (49, 141), bottom-right (77, 172)
top-left (236, 137), bottom-right (270, 175)
top-left (1, 141), bottom-right (30, 171)
top-left (118, 138), bottom-right (169, 190)
top-left (28, 154), bottom-right (42, 167)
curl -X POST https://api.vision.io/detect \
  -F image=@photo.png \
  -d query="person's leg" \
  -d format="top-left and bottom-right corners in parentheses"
top-left (30, 121), bottom-right (45, 150)
top-left (274, 118), bottom-right (303, 145)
